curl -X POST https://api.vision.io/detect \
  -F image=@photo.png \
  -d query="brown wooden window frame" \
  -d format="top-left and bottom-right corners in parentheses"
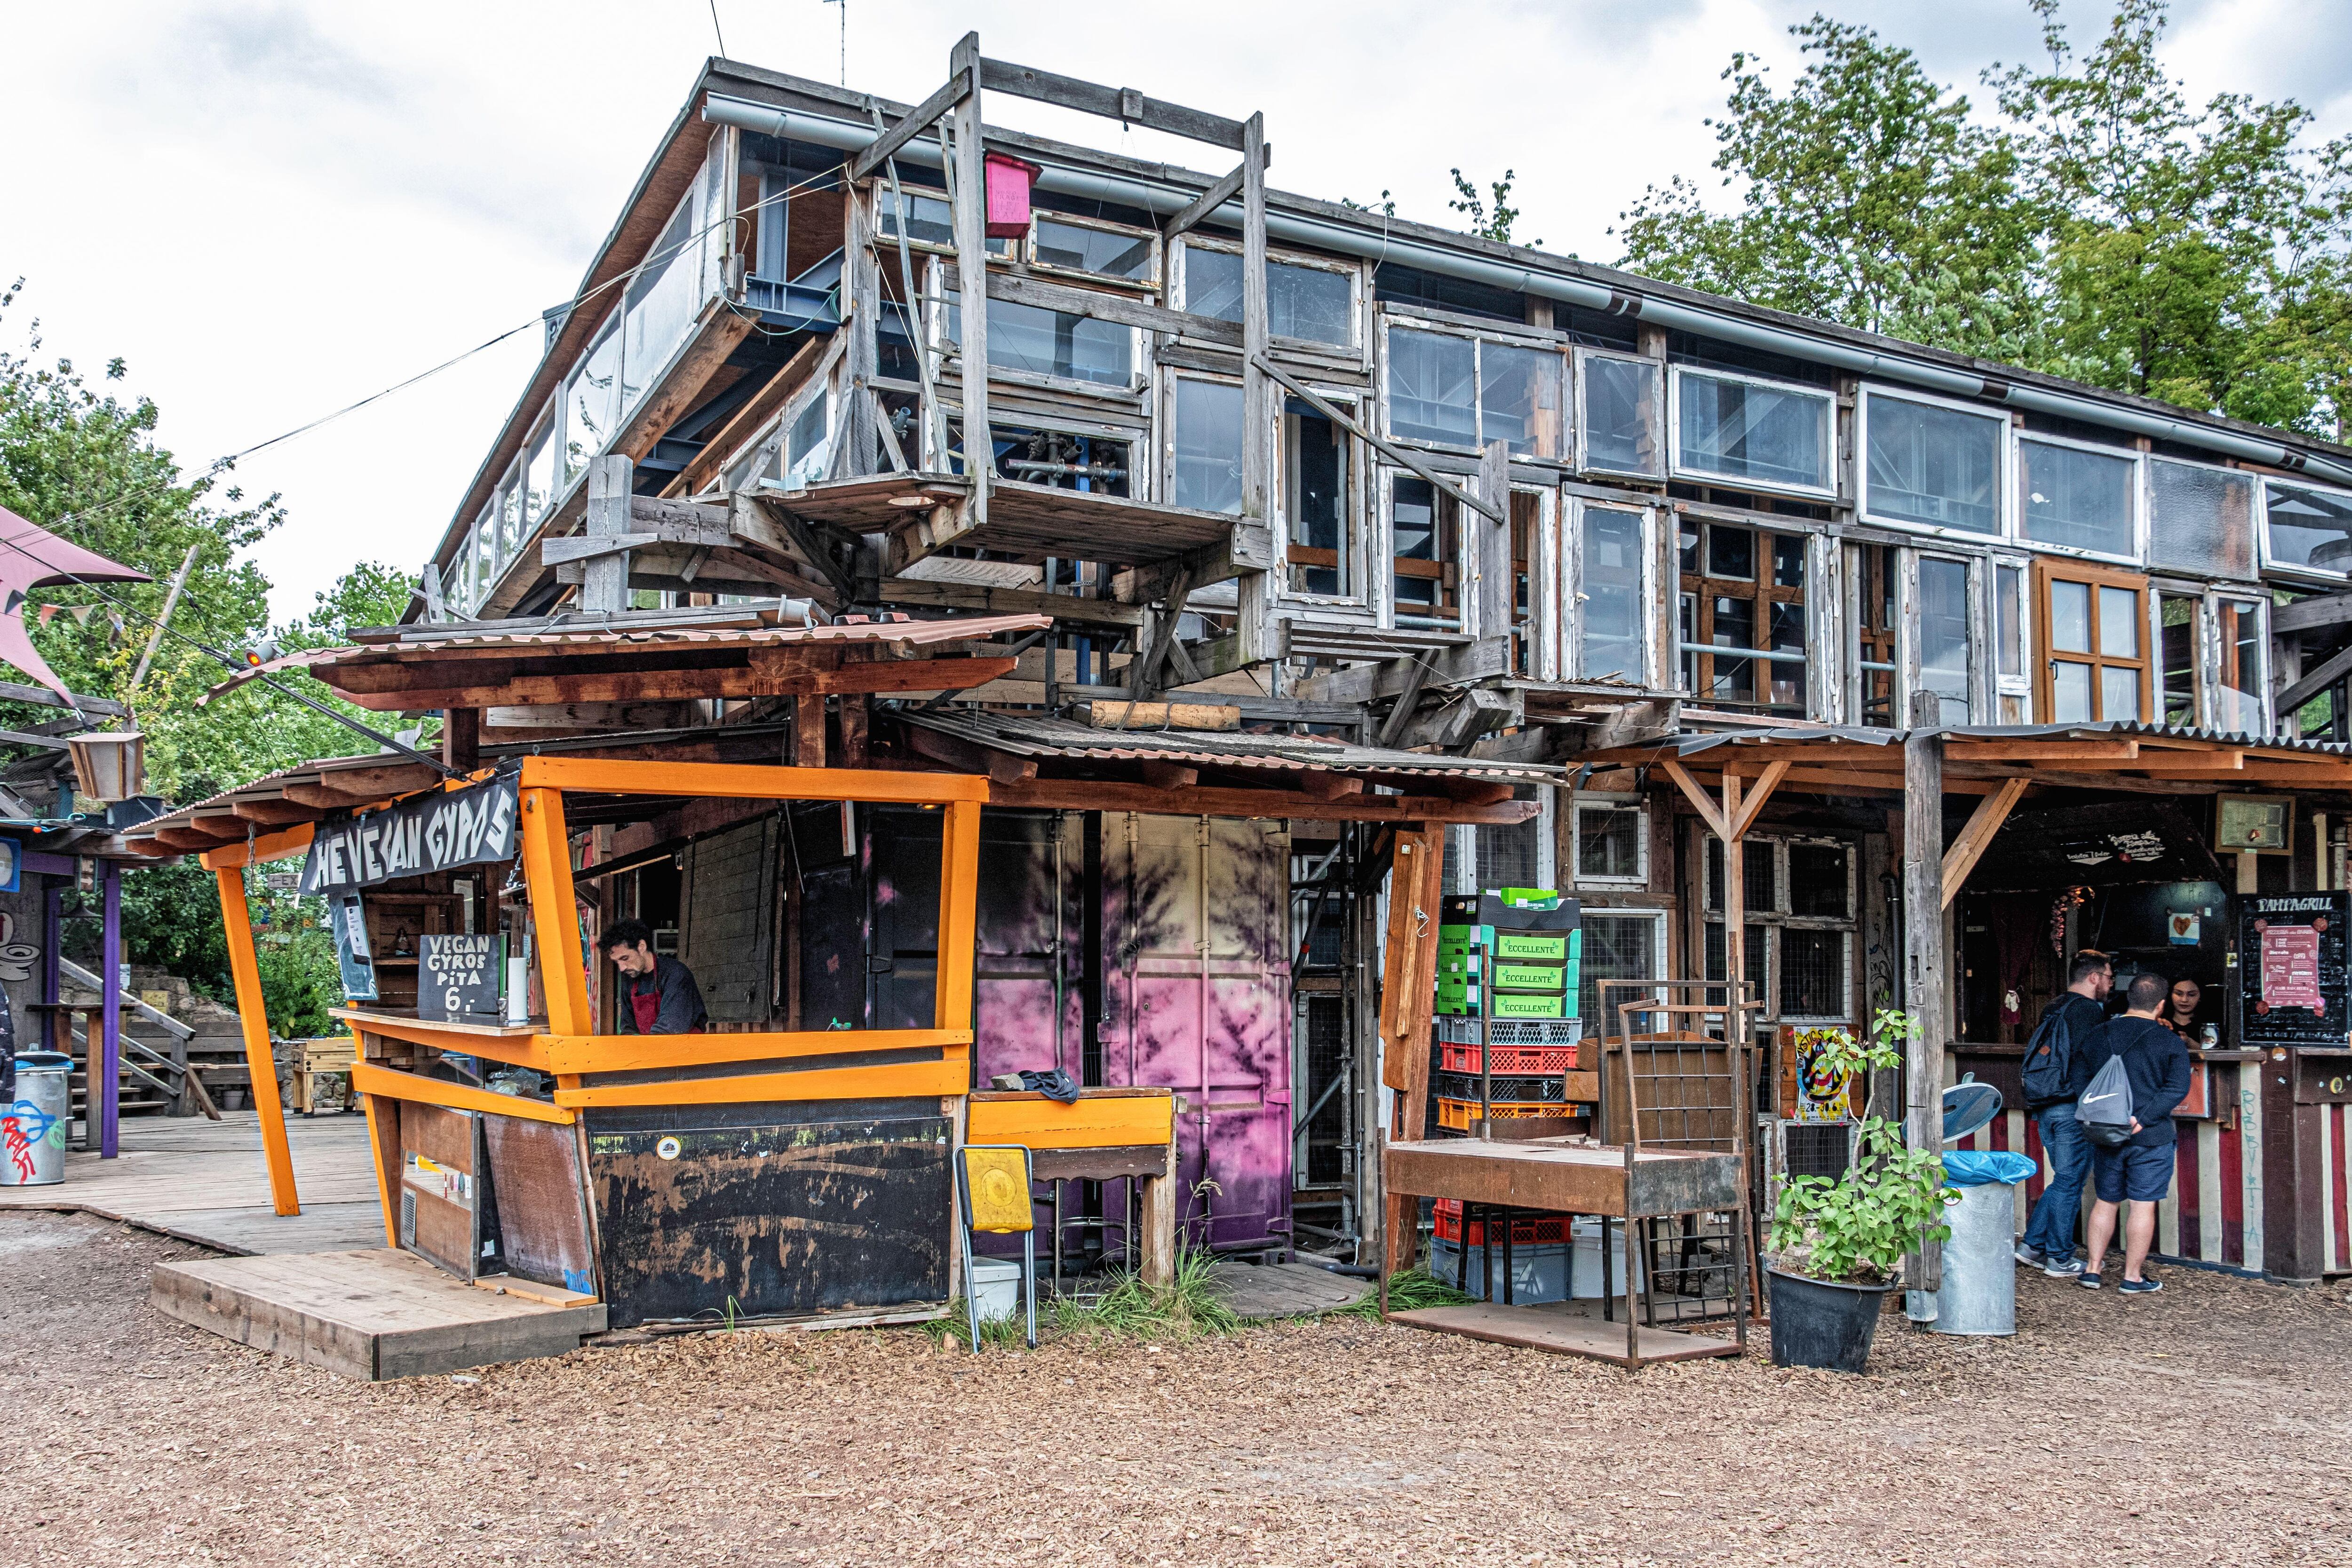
top-left (1678, 519), bottom-right (1808, 716)
top-left (2033, 557), bottom-right (2153, 724)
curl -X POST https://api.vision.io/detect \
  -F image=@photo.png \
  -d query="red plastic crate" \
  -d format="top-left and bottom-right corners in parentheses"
top-left (1439, 1041), bottom-right (1580, 1075)
top-left (1434, 1200), bottom-right (1572, 1246)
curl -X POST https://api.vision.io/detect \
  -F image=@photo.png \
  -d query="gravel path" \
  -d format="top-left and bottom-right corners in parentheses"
top-left (4, 1209), bottom-right (2346, 1566)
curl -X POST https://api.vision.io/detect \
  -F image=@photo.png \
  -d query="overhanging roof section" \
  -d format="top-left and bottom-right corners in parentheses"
top-left (763, 472), bottom-right (1251, 575)
top-left (122, 752), bottom-right (451, 856)
top-left (199, 611), bottom-right (1050, 714)
top-left (1581, 721), bottom-right (2352, 796)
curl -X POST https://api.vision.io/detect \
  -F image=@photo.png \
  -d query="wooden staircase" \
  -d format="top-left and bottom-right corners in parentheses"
top-left (53, 960), bottom-right (258, 1130)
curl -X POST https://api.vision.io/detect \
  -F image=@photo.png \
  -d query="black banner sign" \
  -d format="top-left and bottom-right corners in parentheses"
top-left (299, 774), bottom-right (521, 895)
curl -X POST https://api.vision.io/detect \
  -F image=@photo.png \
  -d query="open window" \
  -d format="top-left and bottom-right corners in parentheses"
top-left (1029, 214), bottom-right (1157, 287)
top-left (1678, 519), bottom-right (1807, 716)
top-left (1506, 489), bottom-right (1549, 674)
top-left (1859, 388), bottom-right (2005, 538)
top-left (1281, 392), bottom-right (1359, 597)
top-left (1912, 553), bottom-right (1975, 724)
top-left (1576, 349), bottom-right (1663, 477)
top-left (1569, 500), bottom-right (1651, 685)
top-left (1670, 368), bottom-right (1834, 497)
top-left (2035, 559), bottom-right (2151, 722)
top-left (2161, 589), bottom-right (2270, 734)
top-left (1993, 560), bottom-right (2033, 723)
top-left (1387, 472), bottom-right (1460, 631)
top-left (2263, 479), bottom-right (2352, 579)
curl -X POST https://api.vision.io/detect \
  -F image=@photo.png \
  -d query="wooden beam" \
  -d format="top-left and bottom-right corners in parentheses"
top-left (847, 62), bottom-right (974, 183)
top-left (904, 724), bottom-right (1038, 784)
top-left (1252, 356), bottom-right (1503, 523)
top-left (1297, 772), bottom-right (1364, 801)
top-left (977, 56), bottom-right (1248, 149)
top-left (947, 264), bottom-right (1242, 349)
top-left (1163, 160), bottom-right (1248, 241)
top-left (1940, 776), bottom-right (2028, 909)
top-left (1900, 692), bottom-right (1944, 1292)
top-left (1944, 740), bottom-right (2139, 764)
top-left (1377, 824), bottom-right (1445, 1278)
top-left (1292, 638), bottom-right (1512, 703)
top-left (814, 655), bottom-right (1019, 696)
top-left (215, 867), bottom-right (299, 1216)
top-left (1656, 759), bottom-right (1727, 838)
top-left (1128, 565), bottom-right (1195, 703)
top-left (1436, 780), bottom-right (1516, 808)
top-left (1138, 760), bottom-right (1198, 790)
top-left (667, 340), bottom-right (824, 499)
top-left (2271, 591), bottom-right (2352, 636)
top-left (228, 798), bottom-right (323, 826)
top-left (793, 692), bottom-right (826, 769)
top-left (1726, 759), bottom-right (1791, 841)
top-left (2278, 638), bottom-right (2352, 713)
top-left (985, 776), bottom-right (1536, 825)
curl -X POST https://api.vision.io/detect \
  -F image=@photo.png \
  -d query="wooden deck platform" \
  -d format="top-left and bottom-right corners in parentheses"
top-left (1206, 1259), bottom-right (1372, 1319)
top-left (151, 1248), bottom-right (607, 1380)
top-left (0, 1111), bottom-right (385, 1255)
top-left (1389, 1301), bottom-right (1740, 1366)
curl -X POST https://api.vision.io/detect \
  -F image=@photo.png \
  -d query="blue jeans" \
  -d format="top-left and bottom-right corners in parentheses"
top-left (2022, 1102), bottom-right (2090, 1258)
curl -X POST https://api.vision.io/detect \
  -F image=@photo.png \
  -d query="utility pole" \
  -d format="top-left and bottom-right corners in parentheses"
top-left (126, 542), bottom-right (200, 718)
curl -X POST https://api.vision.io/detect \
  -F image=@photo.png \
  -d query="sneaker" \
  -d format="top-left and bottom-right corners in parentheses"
top-left (2014, 1243), bottom-right (2046, 1267)
top-left (2043, 1254), bottom-right (2085, 1278)
top-left (2118, 1275), bottom-right (2162, 1295)
top-left (2079, 1272), bottom-right (2103, 1291)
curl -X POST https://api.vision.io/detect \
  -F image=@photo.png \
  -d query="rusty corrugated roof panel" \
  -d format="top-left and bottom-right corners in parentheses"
top-left (898, 708), bottom-right (1565, 785)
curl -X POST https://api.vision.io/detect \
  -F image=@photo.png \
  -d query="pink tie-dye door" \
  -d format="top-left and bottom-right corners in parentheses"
top-left (1102, 813), bottom-right (1293, 1252)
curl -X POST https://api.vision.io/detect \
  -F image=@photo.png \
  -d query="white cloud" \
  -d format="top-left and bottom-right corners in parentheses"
top-left (0, 0), bottom-right (2338, 622)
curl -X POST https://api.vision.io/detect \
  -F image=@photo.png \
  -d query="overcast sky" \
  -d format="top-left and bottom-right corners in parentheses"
top-left (6, 0), bottom-right (2347, 622)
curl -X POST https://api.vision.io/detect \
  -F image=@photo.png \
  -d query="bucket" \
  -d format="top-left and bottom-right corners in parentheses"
top-left (2, 1053), bottom-right (73, 1186)
top-left (1932, 1174), bottom-right (2027, 1337)
top-left (1765, 1267), bottom-right (1891, 1373)
top-left (968, 1255), bottom-right (1022, 1323)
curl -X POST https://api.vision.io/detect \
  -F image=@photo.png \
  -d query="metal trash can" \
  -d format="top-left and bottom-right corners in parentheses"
top-left (2, 1052), bottom-right (73, 1187)
top-left (1933, 1158), bottom-right (2035, 1335)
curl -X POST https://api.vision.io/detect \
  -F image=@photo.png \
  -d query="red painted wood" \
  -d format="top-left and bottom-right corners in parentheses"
top-left (2175, 1134), bottom-right (2201, 1260)
top-left (2022, 1112), bottom-right (2046, 1204)
top-left (2333, 1104), bottom-right (2352, 1273)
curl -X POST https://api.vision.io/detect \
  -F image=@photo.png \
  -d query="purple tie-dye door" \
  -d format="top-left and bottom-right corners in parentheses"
top-left (1102, 813), bottom-right (1293, 1252)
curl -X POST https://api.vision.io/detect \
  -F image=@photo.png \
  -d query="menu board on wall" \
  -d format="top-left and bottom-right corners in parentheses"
top-left (2239, 893), bottom-right (2352, 1049)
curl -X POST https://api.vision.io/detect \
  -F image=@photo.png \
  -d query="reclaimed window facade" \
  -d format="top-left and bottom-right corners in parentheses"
top-left (2036, 560), bottom-right (2150, 723)
top-left (1577, 350), bottom-right (1663, 477)
top-left (1579, 910), bottom-right (1666, 1037)
top-left (2020, 436), bottom-right (2137, 559)
top-left (1915, 554), bottom-right (1975, 724)
top-left (1703, 833), bottom-right (1856, 1025)
top-left (1170, 376), bottom-right (1244, 515)
top-left (1031, 215), bottom-right (1156, 284)
top-left (1679, 520), bottom-right (1806, 715)
top-left (1383, 325), bottom-right (1565, 458)
top-left (1861, 389), bottom-right (2005, 536)
top-left (2149, 459), bottom-right (2256, 580)
top-left (2264, 480), bottom-right (2352, 578)
top-left (1572, 797), bottom-right (1648, 887)
top-left (942, 288), bottom-right (1135, 388)
top-left (1282, 394), bottom-right (1358, 597)
top-left (1572, 502), bottom-right (1650, 685)
top-left (1179, 241), bottom-right (1357, 348)
top-left (1671, 369), bottom-right (1833, 495)
top-left (1388, 473), bottom-right (1461, 630)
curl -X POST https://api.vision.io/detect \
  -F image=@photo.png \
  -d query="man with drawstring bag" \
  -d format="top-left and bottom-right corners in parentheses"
top-left (2074, 971), bottom-right (2192, 1294)
top-left (2015, 948), bottom-right (2111, 1277)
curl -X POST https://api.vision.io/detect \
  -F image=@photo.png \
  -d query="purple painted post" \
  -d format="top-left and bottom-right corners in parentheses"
top-left (100, 862), bottom-right (121, 1158)
top-left (41, 883), bottom-right (61, 1009)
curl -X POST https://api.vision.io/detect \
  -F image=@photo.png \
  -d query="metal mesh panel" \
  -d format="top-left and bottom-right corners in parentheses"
top-left (2149, 459), bottom-right (2256, 580)
top-left (1783, 1121), bottom-right (1853, 1180)
top-left (1301, 995), bottom-right (1348, 1186)
top-left (1474, 792), bottom-right (1543, 890)
top-left (1778, 928), bottom-right (1849, 1018)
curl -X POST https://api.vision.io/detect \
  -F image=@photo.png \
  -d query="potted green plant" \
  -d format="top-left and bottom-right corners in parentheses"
top-left (1765, 1009), bottom-right (1957, 1373)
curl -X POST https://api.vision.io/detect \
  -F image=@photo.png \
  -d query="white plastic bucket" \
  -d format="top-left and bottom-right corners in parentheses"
top-left (968, 1255), bottom-right (1022, 1323)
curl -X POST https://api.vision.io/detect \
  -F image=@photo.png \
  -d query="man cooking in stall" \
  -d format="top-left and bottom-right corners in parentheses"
top-left (603, 919), bottom-right (708, 1035)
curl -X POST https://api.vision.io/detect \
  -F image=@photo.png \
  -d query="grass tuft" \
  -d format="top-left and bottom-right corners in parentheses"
top-left (1333, 1267), bottom-right (1475, 1322)
top-left (927, 1246), bottom-right (1240, 1350)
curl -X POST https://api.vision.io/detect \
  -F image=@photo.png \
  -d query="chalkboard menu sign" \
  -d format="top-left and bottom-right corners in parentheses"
top-left (2239, 893), bottom-right (2352, 1049)
top-left (419, 933), bottom-right (506, 1022)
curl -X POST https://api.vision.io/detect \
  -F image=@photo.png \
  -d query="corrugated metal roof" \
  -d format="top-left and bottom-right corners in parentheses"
top-left (899, 708), bottom-right (1565, 784)
top-left (199, 613), bottom-right (1051, 706)
top-left (1599, 720), bottom-right (2352, 761)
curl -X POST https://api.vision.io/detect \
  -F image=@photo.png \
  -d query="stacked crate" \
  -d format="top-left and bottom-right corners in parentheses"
top-left (1429, 890), bottom-right (1586, 1133)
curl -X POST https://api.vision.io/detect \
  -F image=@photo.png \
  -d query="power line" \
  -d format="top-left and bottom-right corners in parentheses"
top-left (707, 0), bottom-right (728, 55)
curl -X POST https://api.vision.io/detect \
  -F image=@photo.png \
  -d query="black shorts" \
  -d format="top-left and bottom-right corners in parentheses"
top-left (2091, 1141), bottom-right (2174, 1204)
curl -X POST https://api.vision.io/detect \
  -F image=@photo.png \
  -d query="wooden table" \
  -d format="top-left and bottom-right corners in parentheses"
top-left (1381, 1135), bottom-right (1748, 1368)
top-left (967, 1088), bottom-right (1179, 1288)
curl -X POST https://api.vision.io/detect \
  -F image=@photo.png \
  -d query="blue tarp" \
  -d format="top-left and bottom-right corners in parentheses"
top-left (1944, 1150), bottom-right (2038, 1187)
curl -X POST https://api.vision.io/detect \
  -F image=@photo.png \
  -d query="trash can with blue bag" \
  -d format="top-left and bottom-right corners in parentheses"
top-left (1931, 1078), bottom-right (2037, 1336)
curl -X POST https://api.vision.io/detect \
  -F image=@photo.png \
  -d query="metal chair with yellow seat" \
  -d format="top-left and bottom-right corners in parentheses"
top-left (956, 1143), bottom-right (1037, 1350)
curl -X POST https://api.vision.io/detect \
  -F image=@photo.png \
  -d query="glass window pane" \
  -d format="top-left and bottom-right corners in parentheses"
top-left (1284, 402), bottom-right (1351, 596)
top-left (1479, 342), bottom-right (1564, 459)
top-left (1387, 329), bottom-right (1477, 446)
top-left (1576, 803), bottom-right (1643, 880)
top-left (1391, 477), bottom-right (1455, 625)
top-left (621, 198), bottom-right (700, 418)
top-left (1183, 245), bottom-right (1241, 320)
top-left (2150, 459), bottom-right (2255, 578)
top-left (1033, 217), bottom-right (1153, 281)
top-left (946, 291), bottom-right (1132, 386)
top-left (2098, 585), bottom-right (2140, 658)
top-left (1788, 842), bottom-right (1850, 918)
top-left (1866, 395), bottom-right (2004, 533)
top-left (1173, 379), bottom-right (1243, 514)
top-left (1582, 356), bottom-right (1662, 475)
top-left (2217, 600), bottom-right (2265, 733)
top-left (2265, 481), bottom-right (2352, 574)
top-left (2050, 579), bottom-right (2091, 653)
top-left (1708, 525), bottom-right (1754, 580)
top-left (2021, 438), bottom-right (2135, 556)
top-left (1710, 594), bottom-right (1756, 703)
top-left (1578, 507), bottom-right (1645, 681)
top-left (1677, 372), bottom-right (1829, 490)
top-left (1772, 535), bottom-right (1805, 588)
top-left (2160, 594), bottom-right (2198, 727)
top-left (1745, 845), bottom-right (1775, 914)
top-left (2100, 664), bottom-right (2142, 721)
top-left (1270, 261), bottom-right (1353, 347)
top-left (2054, 661), bottom-right (2093, 722)
top-left (1995, 565), bottom-right (2024, 680)
top-left (1780, 928), bottom-right (1849, 1019)
top-left (1580, 914), bottom-right (1659, 1034)
top-left (785, 396), bottom-right (829, 484)
top-left (1917, 558), bottom-right (1971, 721)
top-left (524, 427), bottom-right (556, 526)
top-left (564, 315), bottom-right (622, 482)
top-left (1768, 601), bottom-right (1806, 710)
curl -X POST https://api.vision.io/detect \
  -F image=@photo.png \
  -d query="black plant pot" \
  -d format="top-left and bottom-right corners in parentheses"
top-left (1766, 1267), bottom-right (1893, 1374)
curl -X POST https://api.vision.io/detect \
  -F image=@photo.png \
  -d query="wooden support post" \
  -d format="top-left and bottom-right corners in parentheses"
top-left (1139, 1125), bottom-right (1178, 1289)
top-left (443, 706), bottom-right (481, 775)
top-left (518, 787), bottom-right (591, 1038)
top-left (794, 692), bottom-right (827, 768)
top-left (1474, 438), bottom-right (1511, 644)
top-left (99, 863), bottom-right (121, 1158)
top-left (361, 1080), bottom-right (400, 1247)
top-left (1378, 824), bottom-right (1446, 1280)
top-left (1234, 109), bottom-right (1274, 666)
top-left (935, 799), bottom-right (983, 1034)
top-left (215, 866), bottom-right (300, 1216)
top-left (1939, 776), bottom-right (2027, 908)
top-left (948, 31), bottom-right (989, 533)
top-left (582, 455), bottom-right (634, 613)
top-left (837, 693), bottom-right (869, 767)
top-left (846, 180), bottom-right (880, 478)
top-left (1722, 771), bottom-right (1747, 1030)
top-left (1901, 691), bottom-right (1945, 1295)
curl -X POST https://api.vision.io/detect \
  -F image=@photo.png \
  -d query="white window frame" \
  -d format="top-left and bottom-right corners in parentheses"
top-left (2208, 591), bottom-right (2272, 738)
top-left (2258, 475), bottom-right (2352, 583)
top-left (1578, 907), bottom-right (1671, 1029)
top-left (1992, 554), bottom-right (2035, 724)
top-left (1564, 497), bottom-right (1657, 688)
top-left (1667, 364), bottom-right (1837, 500)
top-left (874, 183), bottom-right (1012, 260)
top-left (1274, 382), bottom-right (1370, 608)
top-left (1376, 317), bottom-right (1570, 461)
top-left (1570, 794), bottom-right (1650, 889)
top-left (926, 256), bottom-right (1145, 398)
top-left (1573, 346), bottom-right (1666, 479)
top-left (1162, 370), bottom-right (1246, 519)
top-left (1855, 384), bottom-right (2012, 545)
top-left (1901, 547), bottom-right (1983, 724)
top-left (1025, 211), bottom-right (1160, 292)
top-left (1172, 235), bottom-right (1364, 356)
top-left (2014, 429), bottom-right (2145, 567)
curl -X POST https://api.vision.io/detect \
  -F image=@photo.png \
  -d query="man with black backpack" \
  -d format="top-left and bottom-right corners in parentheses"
top-left (2076, 971), bottom-right (2193, 1294)
top-left (2014, 948), bottom-right (2111, 1277)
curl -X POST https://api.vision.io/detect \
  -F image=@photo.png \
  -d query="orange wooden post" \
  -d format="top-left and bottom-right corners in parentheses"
top-left (360, 1077), bottom-right (400, 1247)
top-left (1378, 824), bottom-right (1446, 1283)
top-left (519, 786), bottom-right (591, 1038)
top-left (213, 866), bottom-right (301, 1216)
top-left (934, 798), bottom-right (983, 1036)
